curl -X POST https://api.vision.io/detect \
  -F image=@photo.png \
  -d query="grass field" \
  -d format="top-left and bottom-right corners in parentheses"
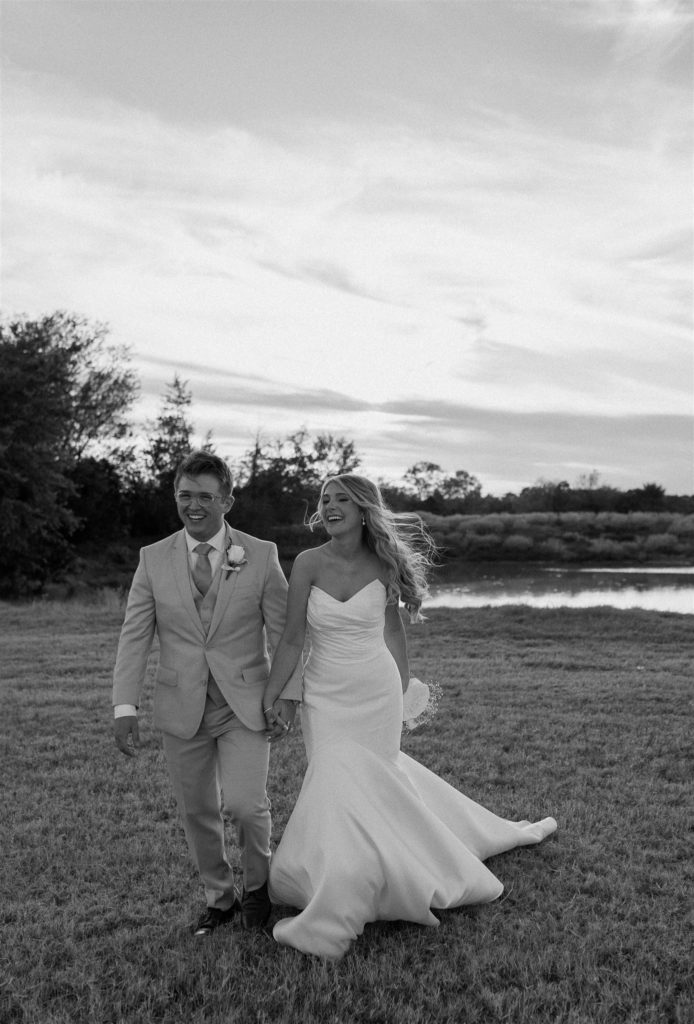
top-left (1, 597), bottom-right (691, 1024)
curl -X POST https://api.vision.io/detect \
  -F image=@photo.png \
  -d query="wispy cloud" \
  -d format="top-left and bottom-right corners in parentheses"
top-left (559, 0), bottom-right (693, 59)
top-left (137, 354), bottom-right (692, 493)
top-left (138, 359), bottom-right (371, 414)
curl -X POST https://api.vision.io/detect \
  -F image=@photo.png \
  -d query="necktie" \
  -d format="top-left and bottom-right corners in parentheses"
top-left (192, 543), bottom-right (213, 595)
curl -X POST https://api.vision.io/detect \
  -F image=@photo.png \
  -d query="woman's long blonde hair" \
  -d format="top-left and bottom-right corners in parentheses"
top-left (309, 474), bottom-right (437, 620)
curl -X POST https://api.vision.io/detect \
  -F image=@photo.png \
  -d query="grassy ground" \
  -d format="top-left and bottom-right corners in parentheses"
top-left (1, 597), bottom-right (691, 1024)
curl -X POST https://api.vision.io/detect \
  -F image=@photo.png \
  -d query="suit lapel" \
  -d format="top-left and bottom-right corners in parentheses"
top-left (207, 525), bottom-right (241, 641)
top-left (172, 530), bottom-right (206, 638)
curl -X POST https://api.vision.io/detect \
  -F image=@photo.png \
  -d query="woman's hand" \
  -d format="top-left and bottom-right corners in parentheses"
top-left (264, 698), bottom-right (298, 742)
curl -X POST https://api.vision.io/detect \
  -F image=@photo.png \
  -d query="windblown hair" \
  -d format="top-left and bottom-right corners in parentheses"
top-left (174, 450), bottom-right (234, 498)
top-left (309, 474), bottom-right (437, 620)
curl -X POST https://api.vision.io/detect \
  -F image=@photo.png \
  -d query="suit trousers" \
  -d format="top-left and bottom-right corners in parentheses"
top-left (162, 698), bottom-right (271, 909)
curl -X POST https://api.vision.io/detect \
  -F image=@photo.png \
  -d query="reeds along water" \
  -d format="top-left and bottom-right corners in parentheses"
top-left (419, 510), bottom-right (694, 564)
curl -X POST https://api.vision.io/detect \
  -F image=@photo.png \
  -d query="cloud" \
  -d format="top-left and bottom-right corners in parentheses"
top-left (138, 361), bottom-right (371, 415)
top-left (371, 404), bottom-right (692, 494)
top-left (548, 0), bottom-right (693, 58)
top-left (135, 356), bottom-right (693, 494)
top-left (2, 5), bottom-right (691, 494)
top-left (298, 260), bottom-right (387, 302)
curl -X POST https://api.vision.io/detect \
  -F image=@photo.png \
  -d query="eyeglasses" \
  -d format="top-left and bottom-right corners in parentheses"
top-left (175, 490), bottom-right (225, 506)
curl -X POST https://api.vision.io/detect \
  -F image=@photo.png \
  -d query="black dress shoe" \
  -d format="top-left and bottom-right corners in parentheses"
top-left (241, 882), bottom-right (271, 929)
top-left (193, 898), bottom-right (240, 937)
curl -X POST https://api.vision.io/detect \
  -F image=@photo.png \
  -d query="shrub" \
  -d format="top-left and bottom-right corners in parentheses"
top-left (624, 512), bottom-right (674, 532)
top-left (539, 538), bottom-right (570, 560)
top-left (435, 534), bottom-right (467, 558)
top-left (521, 513), bottom-right (556, 527)
top-left (643, 533), bottom-right (679, 553)
top-left (502, 535), bottom-right (534, 553)
top-left (588, 538), bottom-right (624, 560)
top-left (558, 531), bottom-right (582, 545)
top-left (667, 514), bottom-right (694, 536)
top-left (466, 533), bottom-right (501, 551)
top-left (556, 512), bottom-right (585, 529)
top-left (471, 515), bottom-right (505, 534)
top-left (410, 510), bottom-right (694, 566)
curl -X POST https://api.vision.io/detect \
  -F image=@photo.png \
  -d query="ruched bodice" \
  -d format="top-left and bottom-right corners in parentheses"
top-left (300, 581), bottom-right (402, 761)
top-left (306, 580), bottom-right (389, 662)
top-left (268, 580), bottom-right (558, 959)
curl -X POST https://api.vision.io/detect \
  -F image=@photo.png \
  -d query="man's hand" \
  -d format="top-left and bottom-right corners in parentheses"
top-left (264, 699), bottom-right (297, 743)
top-left (114, 715), bottom-right (140, 757)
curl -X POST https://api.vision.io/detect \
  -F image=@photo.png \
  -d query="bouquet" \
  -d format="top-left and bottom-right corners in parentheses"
top-left (402, 677), bottom-right (441, 731)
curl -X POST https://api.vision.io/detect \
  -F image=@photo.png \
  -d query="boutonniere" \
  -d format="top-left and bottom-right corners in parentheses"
top-left (222, 543), bottom-right (247, 573)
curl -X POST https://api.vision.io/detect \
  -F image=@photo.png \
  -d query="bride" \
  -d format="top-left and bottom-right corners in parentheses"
top-left (262, 474), bottom-right (557, 959)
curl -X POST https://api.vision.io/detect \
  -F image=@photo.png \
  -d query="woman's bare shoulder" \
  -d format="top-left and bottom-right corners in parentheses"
top-left (291, 545), bottom-right (328, 578)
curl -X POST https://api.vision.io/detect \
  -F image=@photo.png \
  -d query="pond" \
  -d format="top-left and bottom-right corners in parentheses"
top-left (425, 565), bottom-right (694, 614)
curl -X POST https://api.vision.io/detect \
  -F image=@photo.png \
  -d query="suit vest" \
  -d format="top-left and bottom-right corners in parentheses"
top-left (192, 564), bottom-right (227, 707)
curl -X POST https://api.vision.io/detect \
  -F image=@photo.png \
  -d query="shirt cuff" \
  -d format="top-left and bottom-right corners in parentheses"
top-left (114, 704), bottom-right (137, 718)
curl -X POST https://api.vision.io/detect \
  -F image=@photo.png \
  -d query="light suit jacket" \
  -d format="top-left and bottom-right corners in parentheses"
top-left (112, 525), bottom-right (302, 739)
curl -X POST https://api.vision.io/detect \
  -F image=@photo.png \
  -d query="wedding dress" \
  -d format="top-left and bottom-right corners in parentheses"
top-left (268, 579), bottom-right (557, 959)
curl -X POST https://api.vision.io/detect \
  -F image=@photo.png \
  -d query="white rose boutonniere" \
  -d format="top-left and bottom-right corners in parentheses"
top-left (222, 544), bottom-right (247, 573)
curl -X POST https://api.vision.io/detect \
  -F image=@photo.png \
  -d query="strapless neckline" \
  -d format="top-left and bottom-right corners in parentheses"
top-left (311, 579), bottom-right (385, 605)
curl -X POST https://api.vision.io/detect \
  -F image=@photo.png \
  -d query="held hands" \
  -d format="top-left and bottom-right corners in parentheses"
top-left (114, 715), bottom-right (140, 757)
top-left (264, 698), bottom-right (297, 743)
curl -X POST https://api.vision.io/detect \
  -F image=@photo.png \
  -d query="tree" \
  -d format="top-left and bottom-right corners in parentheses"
top-left (403, 462), bottom-right (446, 502)
top-left (616, 482), bottom-right (667, 513)
top-left (2, 312), bottom-right (138, 461)
top-left (310, 433), bottom-right (361, 481)
top-left (68, 456), bottom-right (129, 543)
top-left (439, 469), bottom-right (483, 503)
top-left (232, 429), bottom-right (361, 533)
top-left (575, 470), bottom-right (601, 491)
top-left (637, 482), bottom-right (666, 511)
top-left (0, 313), bottom-right (139, 594)
top-left (514, 478), bottom-right (572, 513)
top-left (129, 375), bottom-right (214, 535)
top-left (144, 375), bottom-right (200, 485)
top-left (401, 461), bottom-right (482, 511)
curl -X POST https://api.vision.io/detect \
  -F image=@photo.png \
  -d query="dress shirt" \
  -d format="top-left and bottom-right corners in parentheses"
top-left (114, 525), bottom-right (228, 718)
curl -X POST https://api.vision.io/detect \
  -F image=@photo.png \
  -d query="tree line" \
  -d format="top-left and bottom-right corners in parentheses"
top-left (1, 313), bottom-right (690, 597)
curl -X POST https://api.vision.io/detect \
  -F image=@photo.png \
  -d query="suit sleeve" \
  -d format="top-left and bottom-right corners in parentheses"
top-left (112, 550), bottom-right (157, 708)
top-left (260, 543), bottom-right (304, 702)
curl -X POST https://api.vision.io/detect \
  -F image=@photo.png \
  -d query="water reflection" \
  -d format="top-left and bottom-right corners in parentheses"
top-left (425, 566), bottom-right (694, 614)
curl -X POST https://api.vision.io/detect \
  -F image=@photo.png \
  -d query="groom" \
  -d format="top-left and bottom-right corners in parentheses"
top-left (113, 450), bottom-right (300, 937)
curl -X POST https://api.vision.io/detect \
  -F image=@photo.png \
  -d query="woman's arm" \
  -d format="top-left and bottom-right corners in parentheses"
top-left (263, 551), bottom-right (313, 709)
top-left (384, 600), bottom-right (409, 692)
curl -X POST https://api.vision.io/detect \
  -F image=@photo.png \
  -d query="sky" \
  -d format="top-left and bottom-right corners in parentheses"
top-left (2, 0), bottom-right (692, 495)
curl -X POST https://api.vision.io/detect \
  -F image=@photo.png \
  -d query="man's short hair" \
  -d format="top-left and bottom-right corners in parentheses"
top-left (174, 451), bottom-right (234, 498)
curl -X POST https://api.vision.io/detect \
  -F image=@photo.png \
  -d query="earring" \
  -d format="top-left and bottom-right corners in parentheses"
top-left (361, 515), bottom-right (366, 525)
